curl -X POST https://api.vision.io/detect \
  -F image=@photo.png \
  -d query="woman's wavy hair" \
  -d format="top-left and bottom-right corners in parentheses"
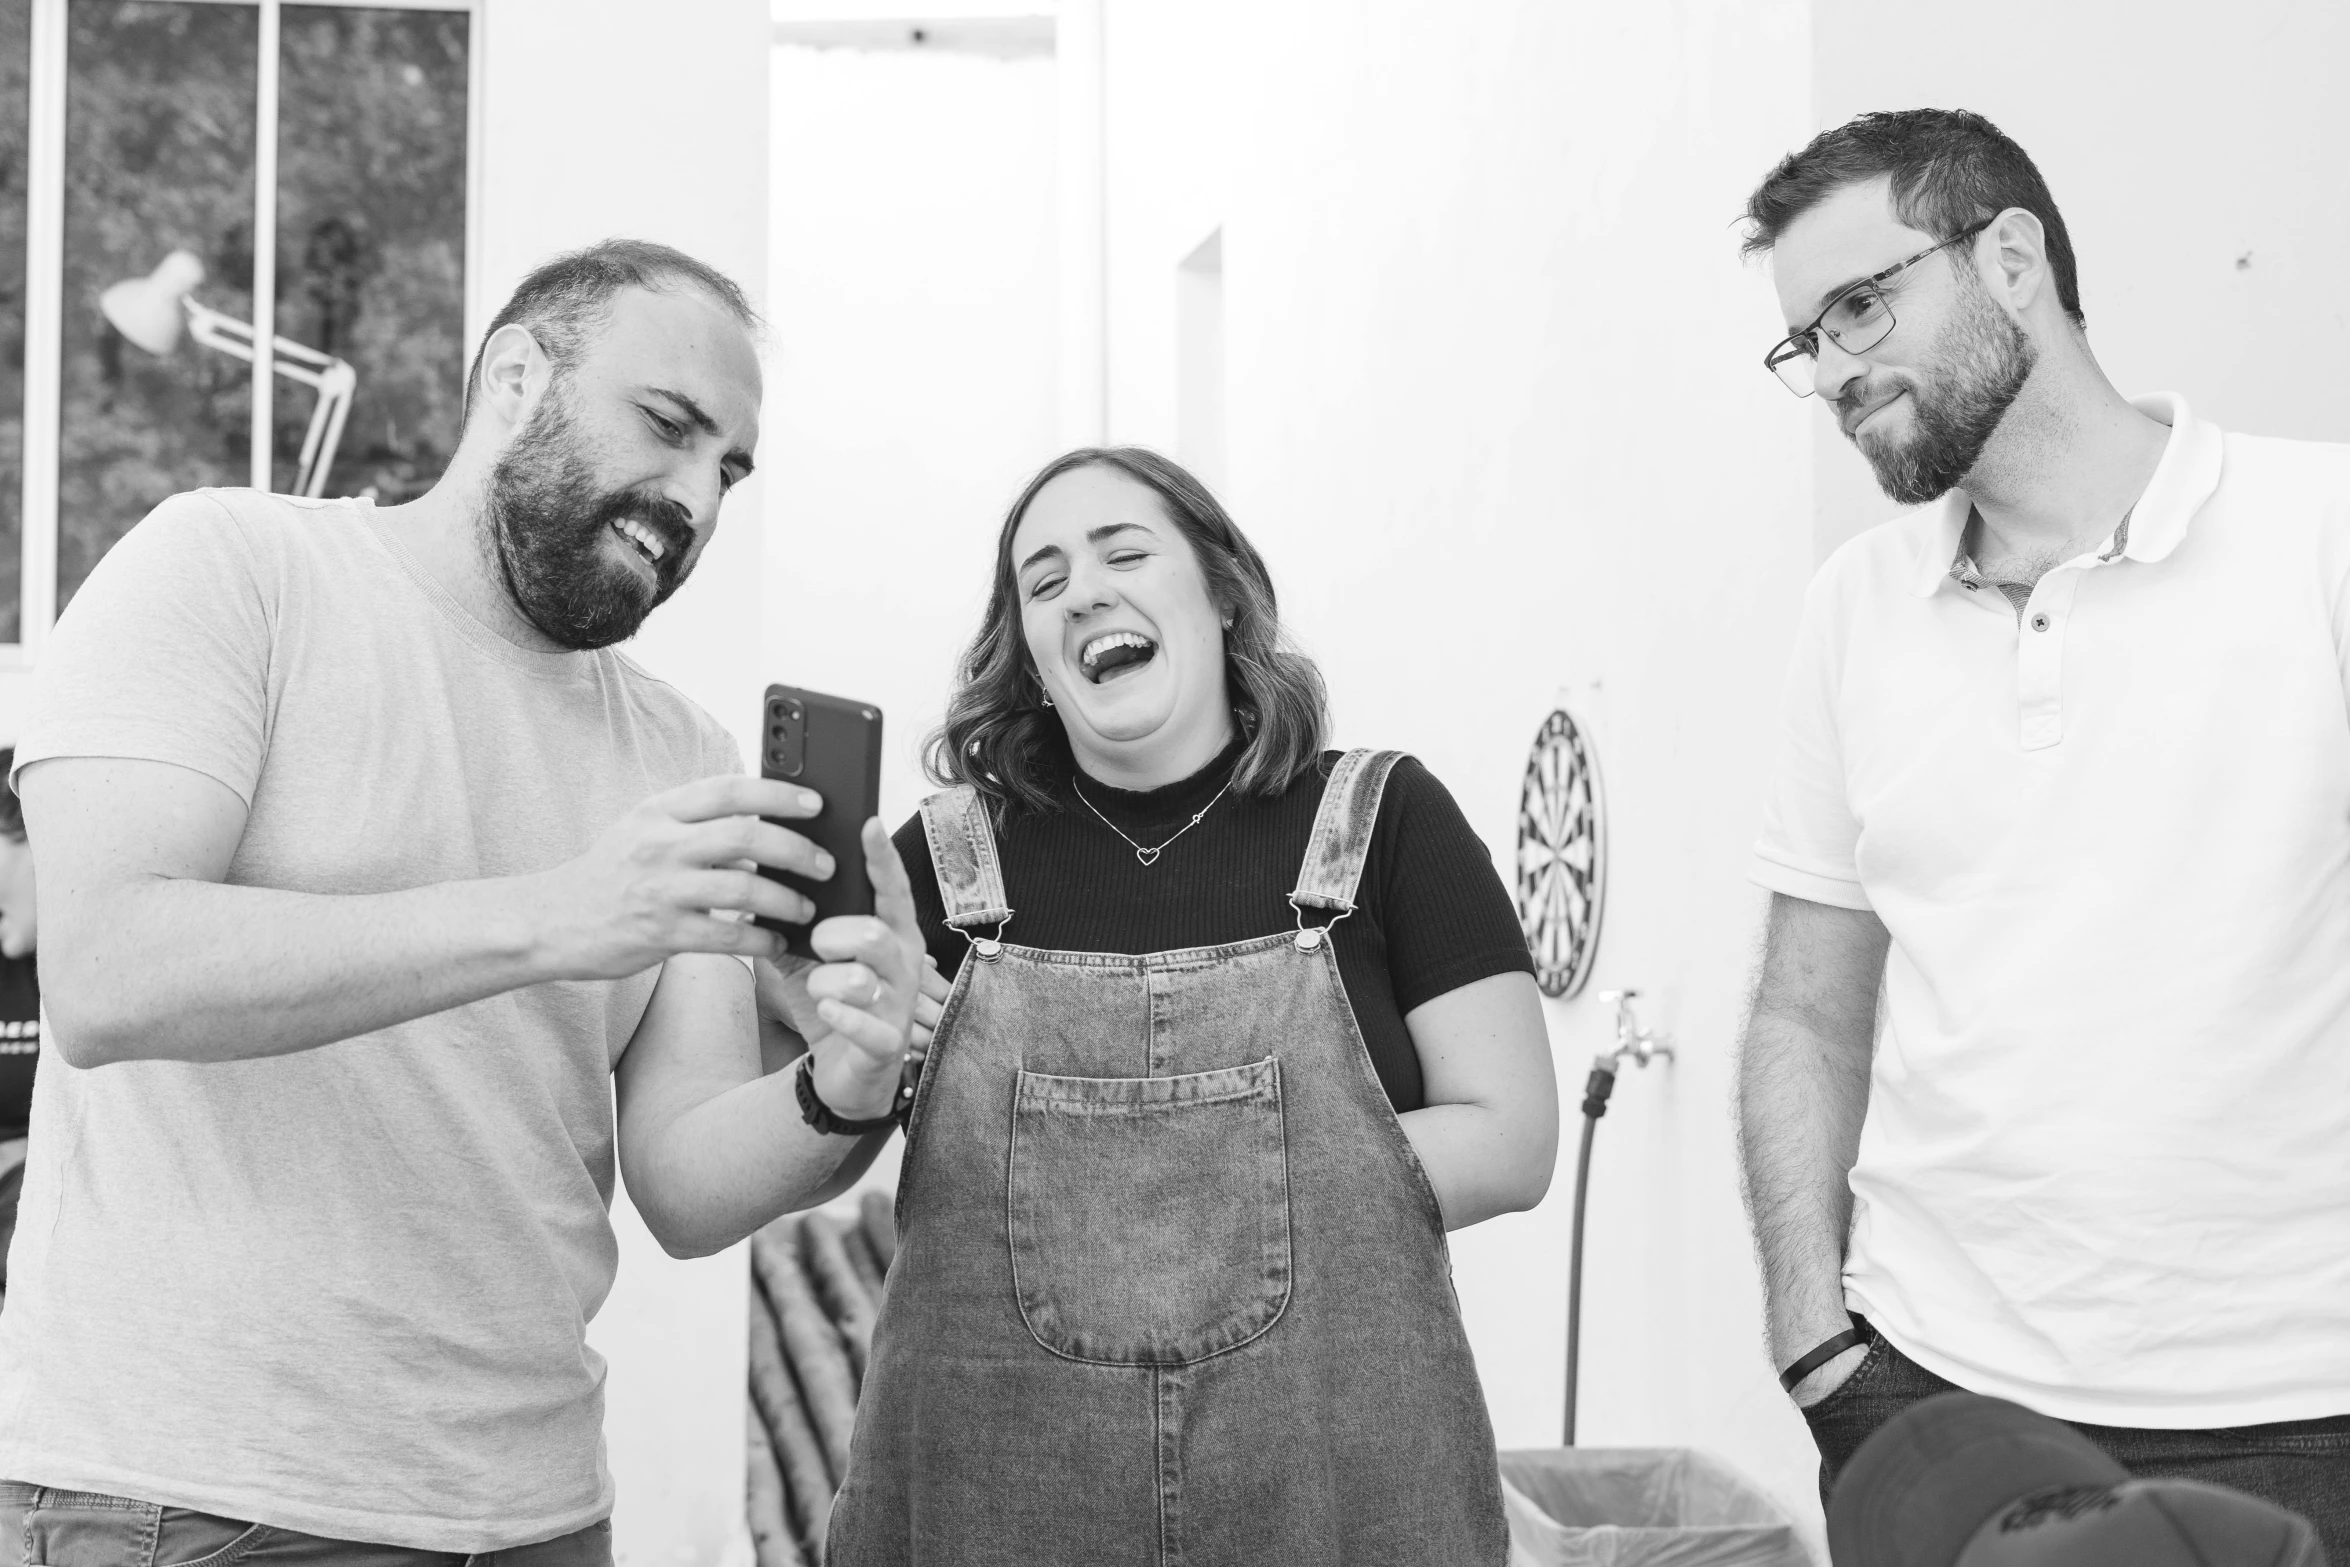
top-left (924, 447), bottom-right (1328, 819)
top-left (0, 750), bottom-right (20, 841)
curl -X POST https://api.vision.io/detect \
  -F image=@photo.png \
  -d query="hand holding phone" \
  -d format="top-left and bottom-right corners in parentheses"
top-left (757, 684), bottom-right (885, 959)
top-left (780, 817), bottom-right (929, 1123)
top-left (534, 772), bottom-right (831, 980)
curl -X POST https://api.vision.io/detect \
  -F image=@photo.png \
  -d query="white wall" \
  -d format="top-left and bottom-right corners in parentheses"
top-left (1806, 0), bottom-right (2350, 557)
top-left (762, 34), bottom-right (1060, 831)
top-left (478, 4), bottom-right (771, 1564)
top-left (1094, 0), bottom-right (1829, 1547)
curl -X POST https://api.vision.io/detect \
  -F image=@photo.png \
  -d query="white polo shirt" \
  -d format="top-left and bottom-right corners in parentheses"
top-left (1754, 393), bottom-right (2350, 1428)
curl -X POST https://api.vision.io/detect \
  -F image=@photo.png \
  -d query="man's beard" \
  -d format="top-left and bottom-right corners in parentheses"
top-left (485, 388), bottom-right (697, 651)
top-left (1842, 272), bottom-right (2037, 507)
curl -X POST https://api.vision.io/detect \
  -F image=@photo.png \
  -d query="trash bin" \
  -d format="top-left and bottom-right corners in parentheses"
top-left (1502, 1448), bottom-right (1809, 1567)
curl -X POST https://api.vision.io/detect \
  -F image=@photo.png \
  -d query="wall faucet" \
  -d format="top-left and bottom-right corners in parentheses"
top-left (1596, 988), bottom-right (1673, 1070)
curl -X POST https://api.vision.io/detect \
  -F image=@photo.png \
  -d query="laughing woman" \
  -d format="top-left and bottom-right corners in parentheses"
top-left (825, 448), bottom-right (1559, 1567)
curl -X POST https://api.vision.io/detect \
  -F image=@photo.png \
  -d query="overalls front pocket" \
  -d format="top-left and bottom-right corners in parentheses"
top-left (1007, 1056), bottom-right (1292, 1365)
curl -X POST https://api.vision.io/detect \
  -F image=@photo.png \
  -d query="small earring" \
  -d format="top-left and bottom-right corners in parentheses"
top-left (1041, 692), bottom-right (1055, 708)
top-left (1221, 616), bottom-right (1234, 629)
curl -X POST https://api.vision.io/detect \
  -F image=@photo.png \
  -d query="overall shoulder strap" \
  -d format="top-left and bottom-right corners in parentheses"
top-left (1290, 749), bottom-right (1407, 918)
top-left (919, 785), bottom-right (1014, 931)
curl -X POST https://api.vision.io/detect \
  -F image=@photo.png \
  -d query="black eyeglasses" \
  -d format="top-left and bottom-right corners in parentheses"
top-left (1763, 221), bottom-right (1992, 397)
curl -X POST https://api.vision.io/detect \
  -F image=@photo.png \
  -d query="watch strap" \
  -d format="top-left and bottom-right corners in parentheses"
top-left (1779, 1317), bottom-right (1870, 1391)
top-left (794, 1052), bottom-right (900, 1137)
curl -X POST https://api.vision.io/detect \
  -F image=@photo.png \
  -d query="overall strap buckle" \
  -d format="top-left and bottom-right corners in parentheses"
top-left (921, 785), bottom-right (1015, 961)
top-left (1287, 897), bottom-right (1344, 953)
top-left (1286, 749), bottom-right (1408, 951)
top-left (955, 916), bottom-right (1013, 962)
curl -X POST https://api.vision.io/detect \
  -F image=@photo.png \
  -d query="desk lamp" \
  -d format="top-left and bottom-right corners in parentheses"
top-left (100, 248), bottom-right (357, 498)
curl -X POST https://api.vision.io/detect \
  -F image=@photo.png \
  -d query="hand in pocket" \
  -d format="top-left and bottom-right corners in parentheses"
top-left (1792, 1341), bottom-right (1873, 1410)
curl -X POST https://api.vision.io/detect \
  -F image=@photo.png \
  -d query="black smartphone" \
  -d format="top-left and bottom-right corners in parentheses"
top-left (758, 684), bottom-right (885, 960)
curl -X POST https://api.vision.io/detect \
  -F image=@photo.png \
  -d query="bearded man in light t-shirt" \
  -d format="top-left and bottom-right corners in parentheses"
top-left (1732, 109), bottom-right (2350, 1553)
top-left (0, 241), bottom-right (932, 1563)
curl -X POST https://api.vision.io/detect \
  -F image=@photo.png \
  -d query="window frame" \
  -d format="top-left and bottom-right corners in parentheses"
top-left (4, 0), bottom-right (484, 669)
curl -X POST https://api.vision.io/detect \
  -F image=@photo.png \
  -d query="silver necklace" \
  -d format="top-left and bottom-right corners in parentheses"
top-left (1071, 775), bottom-right (1233, 866)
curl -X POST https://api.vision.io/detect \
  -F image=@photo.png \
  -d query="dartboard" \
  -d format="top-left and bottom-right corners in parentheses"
top-left (1516, 708), bottom-right (1606, 999)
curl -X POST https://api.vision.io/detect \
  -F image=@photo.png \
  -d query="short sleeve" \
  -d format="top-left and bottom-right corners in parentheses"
top-left (16, 492), bottom-right (273, 804)
top-left (1750, 588), bottom-right (1870, 911)
top-left (1367, 757), bottom-right (1535, 1016)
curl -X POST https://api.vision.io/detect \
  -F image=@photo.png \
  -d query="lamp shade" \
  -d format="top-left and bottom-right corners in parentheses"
top-left (99, 249), bottom-right (206, 356)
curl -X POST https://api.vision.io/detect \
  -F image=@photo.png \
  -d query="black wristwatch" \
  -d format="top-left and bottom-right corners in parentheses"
top-left (794, 1052), bottom-right (900, 1138)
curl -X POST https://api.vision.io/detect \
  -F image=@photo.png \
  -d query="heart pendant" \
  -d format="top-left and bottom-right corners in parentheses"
top-left (1135, 846), bottom-right (1162, 866)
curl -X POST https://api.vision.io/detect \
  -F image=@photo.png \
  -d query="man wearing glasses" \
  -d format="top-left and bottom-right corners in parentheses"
top-left (1731, 107), bottom-right (2350, 1551)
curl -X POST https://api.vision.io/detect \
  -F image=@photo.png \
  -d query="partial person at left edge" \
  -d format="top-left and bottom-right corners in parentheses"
top-left (0, 240), bottom-right (930, 1565)
top-left (0, 751), bottom-right (38, 1306)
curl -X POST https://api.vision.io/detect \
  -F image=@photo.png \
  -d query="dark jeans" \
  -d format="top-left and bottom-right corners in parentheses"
top-left (1799, 1325), bottom-right (2350, 1561)
top-left (0, 1485), bottom-right (613, 1567)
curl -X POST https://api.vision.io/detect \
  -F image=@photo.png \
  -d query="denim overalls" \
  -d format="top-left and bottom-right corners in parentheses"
top-left (827, 750), bottom-right (1509, 1566)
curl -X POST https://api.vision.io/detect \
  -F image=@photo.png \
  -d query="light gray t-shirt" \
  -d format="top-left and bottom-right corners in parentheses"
top-left (0, 489), bottom-right (740, 1549)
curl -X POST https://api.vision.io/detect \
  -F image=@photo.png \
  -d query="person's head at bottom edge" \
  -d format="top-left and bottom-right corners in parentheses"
top-left (1828, 1389), bottom-right (2326, 1567)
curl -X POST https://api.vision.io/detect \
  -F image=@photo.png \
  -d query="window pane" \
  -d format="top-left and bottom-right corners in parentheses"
top-left (273, 5), bottom-right (466, 503)
top-left (0, 0), bottom-right (29, 643)
top-left (59, 0), bottom-right (256, 611)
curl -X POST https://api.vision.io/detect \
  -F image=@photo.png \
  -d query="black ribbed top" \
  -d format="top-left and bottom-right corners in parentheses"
top-left (894, 738), bottom-right (1533, 1112)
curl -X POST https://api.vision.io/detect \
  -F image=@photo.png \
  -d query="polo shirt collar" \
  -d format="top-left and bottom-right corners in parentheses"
top-left (2117, 392), bottom-right (2224, 563)
top-left (1905, 391), bottom-right (2225, 597)
top-left (1908, 493), bottom-right (1973, 597)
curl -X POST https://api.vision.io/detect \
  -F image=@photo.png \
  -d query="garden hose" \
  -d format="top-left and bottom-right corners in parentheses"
top-left (1562, 1053), bottom-right (1618, 1446)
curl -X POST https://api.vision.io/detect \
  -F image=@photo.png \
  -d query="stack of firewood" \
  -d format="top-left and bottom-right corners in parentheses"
top-left (745, 1189), bottom-right (895, 1567)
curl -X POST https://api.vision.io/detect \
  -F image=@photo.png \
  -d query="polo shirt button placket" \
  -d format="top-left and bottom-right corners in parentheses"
top-left (2016, 573), bottom-right (2081, 752)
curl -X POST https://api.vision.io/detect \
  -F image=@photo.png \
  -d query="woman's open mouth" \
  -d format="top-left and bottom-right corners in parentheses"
top-left (1080, 631), bottom-right (1158, 684)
